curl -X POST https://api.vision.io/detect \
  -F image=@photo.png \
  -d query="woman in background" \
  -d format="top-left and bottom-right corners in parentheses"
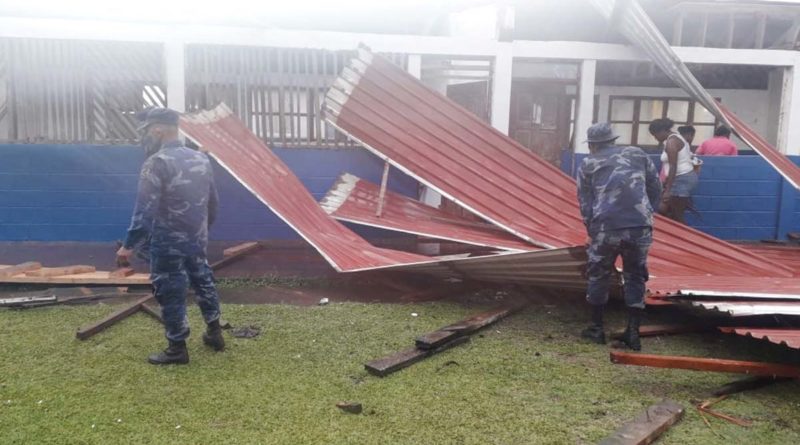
top-left (649, 118), bottom-right (698, 223)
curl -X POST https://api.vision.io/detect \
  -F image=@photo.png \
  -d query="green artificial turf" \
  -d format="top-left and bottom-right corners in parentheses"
top-left (1, 295), bottom-right (799, 444)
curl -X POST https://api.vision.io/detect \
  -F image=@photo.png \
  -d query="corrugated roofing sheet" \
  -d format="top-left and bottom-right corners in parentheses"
top-left (719, 327), bottom-right (800, 349)
top-left (735, 243), bottom-right (800, 270)
top-left (648, 276), bottom-right (800, 298)
top-left (320, 173), bottom-right (536, 251)
top-left (180, 104), bottom-right (432, 272)
top-left (689, 301), bottom-right (800, 316)
top-left (589, 0), bottom-right (800, 190)
top-left (396, 246), bottom-right (589, 290)
top-left (322, 47), bottom-right (793, 281)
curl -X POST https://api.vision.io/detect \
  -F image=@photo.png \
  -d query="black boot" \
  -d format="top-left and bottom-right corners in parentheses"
top-left (148, 340), bottom-right (189, 365)
top-left (620, 307), bottom-right (643, 351)
top-left (202, 319), bottom-right (225, 351)
top-left (581, 304), bottom-right (606, 344)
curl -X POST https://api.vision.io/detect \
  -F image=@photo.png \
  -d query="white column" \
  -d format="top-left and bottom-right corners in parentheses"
top-left (490, 42), bottom-right (512, 134)
top-left (778, 63), bottom-right (800, 155)
top-left (407, 54), bottom-right (422, 79)
top-left (574, 59), bottom-right (597, 154)
top-left (164, 40), bottom-right (186, 112)
top-left (407, 54), bottom-right (443, 209)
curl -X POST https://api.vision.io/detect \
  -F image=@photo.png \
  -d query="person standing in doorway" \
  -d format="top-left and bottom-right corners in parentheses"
top-left (116, 107), bottom-right (224, 365)
top-left (697, 125), bottom-right (738, 156)
top-left (577, 123), bottom-right (662, 351)
top-left (649, 118), bottom-right (698, 223)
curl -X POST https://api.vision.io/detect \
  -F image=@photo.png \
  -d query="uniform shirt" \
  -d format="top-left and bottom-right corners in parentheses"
top-left (577, 145), bottom-right (662, 236)
top-left (697, 136), bottom-right (738, 156)
top-left (123, 140), bottom-right (219, 256)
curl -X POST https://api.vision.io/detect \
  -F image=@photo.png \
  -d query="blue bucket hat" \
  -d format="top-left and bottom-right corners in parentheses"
top-left (584, 122), bottom-right (619, 143)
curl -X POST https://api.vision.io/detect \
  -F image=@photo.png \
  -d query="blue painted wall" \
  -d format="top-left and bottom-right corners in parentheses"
top-left (562, 149), bottom-right (800, 241)
top-left (0, 144), bottom-right (417, 242)
top-left (2, 144), bottom-right (798, 242)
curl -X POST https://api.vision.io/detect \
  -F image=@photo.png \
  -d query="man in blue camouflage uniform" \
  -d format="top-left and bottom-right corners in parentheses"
top-left (576, 123), bottom-right (661, 350)
top-left (116, 108), bottom-right (224, 365)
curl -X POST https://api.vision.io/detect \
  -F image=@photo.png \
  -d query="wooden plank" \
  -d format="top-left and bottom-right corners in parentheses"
top-left (25, 265), bottom-right (95, 277)
top-left (223, 241), bottom-right (261, 258)
top-left (598, 399), bottom-right (684, 445)
top-left (0, 268), bottom-right (150, 285)
top-left (610, 351), bottom-right (800, 378)
top-left (0, 262), bottom-right (42, 278)
top-left (211, 242), bottom-right (263, 271)
top-left (109, 267), bottom-right (135, 278)
top-left (365, 336), bottom-right (470, 377)
top-left (611, 324), bottom-right (705, 340)
top-left (415, 304), bottom-right (522, 350)
top-left (75, 295), bottom-right (153, 340)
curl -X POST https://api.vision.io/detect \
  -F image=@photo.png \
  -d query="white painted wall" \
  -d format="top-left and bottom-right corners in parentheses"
top-left (594, 86), bottom-right (774, 149)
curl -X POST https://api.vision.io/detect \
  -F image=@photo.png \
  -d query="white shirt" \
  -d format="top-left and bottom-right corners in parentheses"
top-left (660, 132), bottom-right (694, 177)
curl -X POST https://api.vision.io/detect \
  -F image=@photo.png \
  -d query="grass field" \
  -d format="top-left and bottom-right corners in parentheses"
top-left (1, 292), bottom-right (799, 444)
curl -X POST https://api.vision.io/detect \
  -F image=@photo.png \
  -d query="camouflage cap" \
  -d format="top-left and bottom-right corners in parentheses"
top-left (136, 107), bottom-right (181, 131)
top-left (584, 122), bottom-right (619, 143)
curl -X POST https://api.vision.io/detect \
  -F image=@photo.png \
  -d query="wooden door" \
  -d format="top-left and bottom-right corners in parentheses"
top-left (510, 82), bottom-right (571, 165)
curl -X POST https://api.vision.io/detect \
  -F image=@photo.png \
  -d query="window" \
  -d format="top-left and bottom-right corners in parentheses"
top-left (608, 96), bottom-right (719, 147)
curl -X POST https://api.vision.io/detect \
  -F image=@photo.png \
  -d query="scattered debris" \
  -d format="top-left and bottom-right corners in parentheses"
top-left (231, 325), bottom-right (261, 339)
top-left (696, 396), bottom-right (753, 427)
top-left (610, 351), bottom-right (800, 378)
top-left (411, 312), bottom-right (418, 317)
top-left (319, 297), bottom-right (329, 306)
top-left (598, 399), bottom-right (684, 445)
top-left (335, 402), bottom-right (363, 414)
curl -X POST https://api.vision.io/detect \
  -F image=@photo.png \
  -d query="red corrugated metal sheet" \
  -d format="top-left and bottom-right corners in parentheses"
top-left (322, 48), bottom-right (793, 281)
top-left (718, 102), bottom-right (800, 189)
top-left (320, 173), bottom-right (537, 251)
top-left (735, 243), bottom-right (800, 270)
top-left (719, 327), bottom-right (800, 350)
top-left (688, 301), bottom-right (800, 316)
top-left (180, 105), bottom-right (432, 272)
top-left (396, 246), bottom-right (589, 290)
top-left (648, 276), bottom-right (800, 298)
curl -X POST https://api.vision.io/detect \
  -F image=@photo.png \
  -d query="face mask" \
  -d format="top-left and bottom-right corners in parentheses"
top-left (140, 133), bottom-right (162, 158)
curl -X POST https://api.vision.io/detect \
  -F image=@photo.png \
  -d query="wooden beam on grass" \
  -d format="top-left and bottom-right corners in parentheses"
top-left (75, 295), bottom-right (154, 340)
top-left (365, 336), bottom-right (469, 377)
top-left (598, 399), bottom-right (684, 445)
top-left (415, 305), bottom-right (522, 350)
top-left (25, 265), bottom-right (95, 277)
top-left (610, 351), bottom-right (800, 378)
top-left (0, 262), bottom-right (42, 278)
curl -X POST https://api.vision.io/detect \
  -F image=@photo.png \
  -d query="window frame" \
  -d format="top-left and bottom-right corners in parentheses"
top-left (607, 95), bottom-right (719, 148)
